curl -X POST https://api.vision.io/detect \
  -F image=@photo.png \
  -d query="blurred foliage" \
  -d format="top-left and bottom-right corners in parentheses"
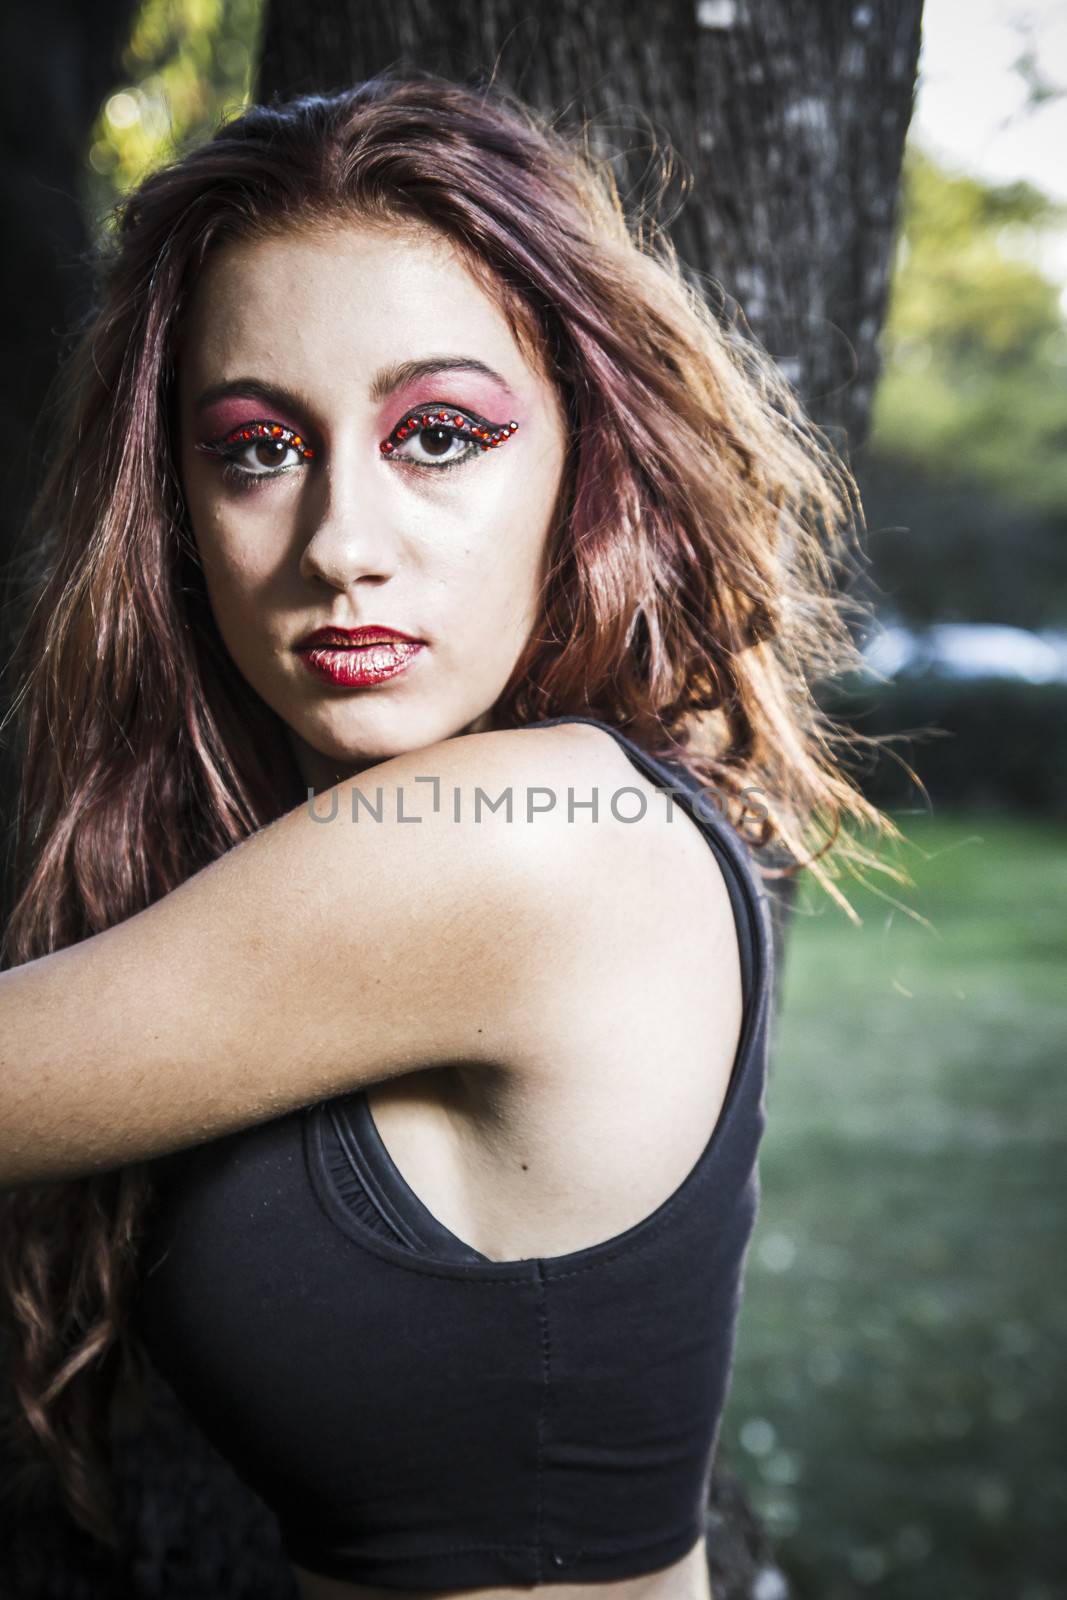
top-left (820, 673), bottom-right (1067, 813)
top-left (82, 0), bottom-right (263, 239)
top-left (870, 145), bottom-right (1067, 520)
top-left (856, 456), bottom-right (1067, 630)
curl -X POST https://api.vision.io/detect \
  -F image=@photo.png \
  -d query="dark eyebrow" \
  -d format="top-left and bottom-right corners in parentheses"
top-left (195, 359), bottom-right (514, 418)
top-left (367, 356), bottom-right (515, 403)
top-left (194, 377), bottom-right (317, 418)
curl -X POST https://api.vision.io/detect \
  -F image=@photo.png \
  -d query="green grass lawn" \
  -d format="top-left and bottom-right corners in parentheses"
top-left (718, 812), bottom-right (1067, 1600)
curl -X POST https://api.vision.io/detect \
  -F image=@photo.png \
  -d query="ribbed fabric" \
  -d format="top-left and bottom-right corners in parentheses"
top-left (321, 1090), bottom-right (490, 1262)
top-left (133, 715), bottom-right (774, 1588)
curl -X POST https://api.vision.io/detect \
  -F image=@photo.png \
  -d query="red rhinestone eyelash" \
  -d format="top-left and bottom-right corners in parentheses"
top-left (197, 421), bottom-right (317, 460)
top-left (380, 410), bottom-right (519, 457)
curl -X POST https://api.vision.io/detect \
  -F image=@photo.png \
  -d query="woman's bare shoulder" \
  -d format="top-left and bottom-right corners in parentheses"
top-left (0, 721), bottom-right (720, 1186)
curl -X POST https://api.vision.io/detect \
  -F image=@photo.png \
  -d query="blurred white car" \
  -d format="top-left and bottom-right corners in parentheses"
top-left (860, 623), bottom-right (1067, 684)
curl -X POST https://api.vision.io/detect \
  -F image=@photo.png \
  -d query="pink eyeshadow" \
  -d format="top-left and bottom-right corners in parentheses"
top-left (384, 377), bottom-right (519, 429)
top-left (194, 378), bottom-right (523, 448)
top-left (196, 396), bottom-right (309, 443)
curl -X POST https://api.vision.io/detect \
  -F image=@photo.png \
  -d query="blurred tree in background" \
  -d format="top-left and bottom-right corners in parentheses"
top-left (83, 0), bottom-right (262, 227)
top-left (857, 146), bottom-right (1067, 632)
top-left (873, 148), bottom-right (1067, 516)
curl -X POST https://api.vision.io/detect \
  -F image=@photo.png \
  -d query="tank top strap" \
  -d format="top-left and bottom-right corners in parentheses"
top-left (517, 714), bottom-right (774, 1017)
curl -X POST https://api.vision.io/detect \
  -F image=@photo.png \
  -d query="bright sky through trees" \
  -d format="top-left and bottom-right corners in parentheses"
top-left (915, 0), bottom-right (1067, 297)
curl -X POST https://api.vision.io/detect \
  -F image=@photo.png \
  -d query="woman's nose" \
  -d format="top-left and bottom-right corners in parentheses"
top-left (298, 457), bottom-right (400, 589)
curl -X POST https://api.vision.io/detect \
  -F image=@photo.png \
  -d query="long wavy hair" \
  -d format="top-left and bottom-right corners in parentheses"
top-left (0, 70), bottom-right (911, 1548)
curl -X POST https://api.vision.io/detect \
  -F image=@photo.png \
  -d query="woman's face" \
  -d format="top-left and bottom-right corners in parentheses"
top-left (177, 219), bottom-right (568, 791)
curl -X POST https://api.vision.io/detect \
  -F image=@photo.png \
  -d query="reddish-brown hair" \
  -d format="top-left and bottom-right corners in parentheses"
top-left (0, 71), bottom-right (908, 1546)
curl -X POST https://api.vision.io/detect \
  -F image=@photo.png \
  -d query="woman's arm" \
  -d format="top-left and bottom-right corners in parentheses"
top-left (0, 725), bottom-right (632, 1187)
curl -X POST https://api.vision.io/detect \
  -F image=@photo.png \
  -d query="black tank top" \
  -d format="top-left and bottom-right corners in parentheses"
top-left (133, 715), bottom-right (775, 1588)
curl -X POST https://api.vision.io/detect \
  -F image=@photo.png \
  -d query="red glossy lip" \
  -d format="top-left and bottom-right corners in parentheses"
top-left (298, 638), bottom-right (424, 688)
top-left (295, 625), bottom-right (424, 650)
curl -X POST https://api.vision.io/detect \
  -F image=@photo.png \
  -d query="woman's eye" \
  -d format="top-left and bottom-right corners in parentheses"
top-left (393, 423), bottom-right (476, 469)
top-left (380, 408), bottom-right (519, 472)
top-left (231, 438), bottom-right (304, 473)
top-left (196, 420), bottom-right (316, 486)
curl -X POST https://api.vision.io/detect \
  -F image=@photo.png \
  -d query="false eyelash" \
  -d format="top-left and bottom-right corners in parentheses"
top-left (197, 420), bottom-right (317, 462)
top-left (380, 408), bottom-right (519, 461)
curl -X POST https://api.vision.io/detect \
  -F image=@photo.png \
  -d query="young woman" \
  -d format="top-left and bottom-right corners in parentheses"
top-left (0, 72), bottom-right (904, 1600)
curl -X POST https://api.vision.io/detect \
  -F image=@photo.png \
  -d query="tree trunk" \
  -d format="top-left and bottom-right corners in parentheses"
top-left (257, 0), bottom-right (923, 1015)
top-left (0, 0), bottom-right (139, 564)
top-left (255, 2), bottom-right (921, 1593)
top-left (258, 0), bottom-right (922, 454)
top-left (0, 0), bottom-right (139, 928)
